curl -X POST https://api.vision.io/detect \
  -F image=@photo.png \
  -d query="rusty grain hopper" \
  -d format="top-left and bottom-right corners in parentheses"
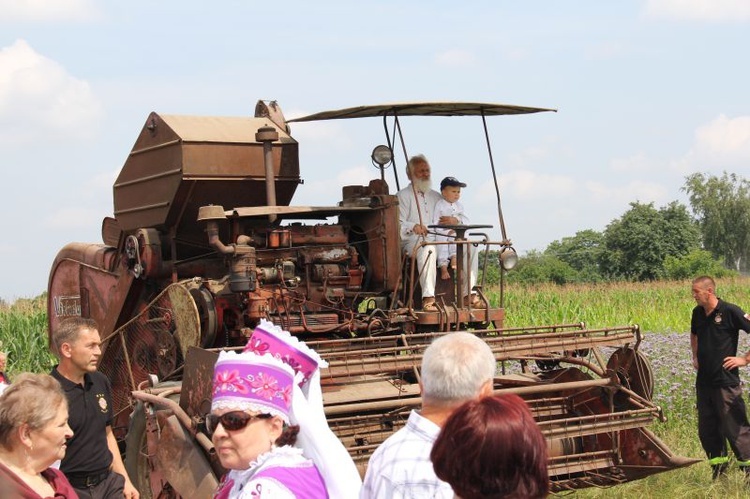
top-left (47, 100), bottom-right (697, 498)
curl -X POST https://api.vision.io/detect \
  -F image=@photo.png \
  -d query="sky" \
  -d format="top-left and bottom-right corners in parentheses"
top-left (1, 0), bottom-right (750, 302)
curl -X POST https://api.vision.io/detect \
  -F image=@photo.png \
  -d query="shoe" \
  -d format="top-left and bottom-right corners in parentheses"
top-left (464, 294), bottom-right (486, 309)
top-left (422, 297), bottom-right (437, 311)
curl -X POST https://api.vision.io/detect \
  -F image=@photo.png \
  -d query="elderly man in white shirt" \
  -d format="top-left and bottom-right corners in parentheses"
top-left (397, 155), bottom-right (481, 310)
top-left (360, 332), bottom-right (496, 499)
top-left (397, 155), bottom-right (448, 311)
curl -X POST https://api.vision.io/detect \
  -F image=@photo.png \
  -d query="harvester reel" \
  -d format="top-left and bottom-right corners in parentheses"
top-left (606, 347), bottom-right (654, 404)
top-left (106, 283), bottom-right (203, 392)
top-left (131, 330), bottom-right (177, 380)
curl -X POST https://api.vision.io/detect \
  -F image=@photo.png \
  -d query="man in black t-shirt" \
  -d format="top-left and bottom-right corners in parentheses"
top-left (690, 275), bottom-right (750, 480)
top-left (50, 317), bottom-right (139, 499)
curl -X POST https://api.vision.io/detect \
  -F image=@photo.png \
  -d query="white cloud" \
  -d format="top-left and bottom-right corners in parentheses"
top-left (0, 39), bottom-right (102, 144)
top-left (434, 49), bottom-right (477, 67)
top-left (482, 170), bottom-right (577, 201)
top-left (694, 114), bottom-right (750, 156)
top-left (671, 114), bottom-right (750, 172)
top-left (0, 0), bottom-right (100, 22)
top-left (644, 0), bottom-right (750, 22)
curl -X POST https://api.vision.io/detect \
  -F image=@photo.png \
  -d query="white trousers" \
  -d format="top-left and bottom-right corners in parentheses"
top-left (402, 237), bottom-right (479, 299)
top-left (402, 236), bottom-right (437, 298)
top-left (460, 244), bottom-right (479, 298)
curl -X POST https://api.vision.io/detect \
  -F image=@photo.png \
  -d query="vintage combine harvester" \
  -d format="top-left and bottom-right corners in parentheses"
top-left (47, 100), bottom-right (696, 497)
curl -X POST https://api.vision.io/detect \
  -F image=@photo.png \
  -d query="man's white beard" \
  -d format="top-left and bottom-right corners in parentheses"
top-left (413, 178), bottom-right (432, 193)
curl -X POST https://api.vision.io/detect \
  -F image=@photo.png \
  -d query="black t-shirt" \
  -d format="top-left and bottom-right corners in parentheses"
top-left (691, 299), bottom-right (750, 387)
top-left (50, 367), bottom-right (114, 476)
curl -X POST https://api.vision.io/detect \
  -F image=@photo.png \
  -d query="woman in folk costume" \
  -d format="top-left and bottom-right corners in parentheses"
top-left (211, 320), bottom-right (361, 498)
top-left (210, 348), bottom-right (327, 498)
top-left (244, 320), bottom-right (362, 498)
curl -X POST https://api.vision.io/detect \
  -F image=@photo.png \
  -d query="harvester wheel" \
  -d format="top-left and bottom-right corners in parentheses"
top-left (125, 382), bottom-right (181, 499)
top-left (606, 347), bottom-right (654, 406)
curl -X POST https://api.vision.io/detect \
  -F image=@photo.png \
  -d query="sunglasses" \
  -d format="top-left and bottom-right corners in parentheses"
top-left (205, 411), bottom-right (272, 435)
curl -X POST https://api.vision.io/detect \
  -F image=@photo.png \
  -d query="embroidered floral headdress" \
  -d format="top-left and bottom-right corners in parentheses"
top-left (211, 350), bottom-right (294, 424)
top-left (244, 319), bottom-right (328, 387)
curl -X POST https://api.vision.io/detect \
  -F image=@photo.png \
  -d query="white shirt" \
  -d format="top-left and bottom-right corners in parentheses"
top-left (397, 184), bottom-right (443, 242)
top-left (432, 198), bottom-right (468, 226)
top-left (360, 410), bottom-right (453, 499)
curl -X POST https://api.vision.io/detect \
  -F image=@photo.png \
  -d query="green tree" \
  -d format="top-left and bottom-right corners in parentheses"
top-left (683, 172), bottom-right (750, 271)
top-left (507, 250), bottom-right (579, 285)
top-left (545, 229), bottom-right (604, 281)
top-left (600, 201), bottom-right (700, 281)
top-left (663, 249), bottom-right (737, 280)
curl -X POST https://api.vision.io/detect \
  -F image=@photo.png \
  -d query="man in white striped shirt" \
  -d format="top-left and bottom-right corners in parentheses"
top-left (361, 332), bottom-right (496, 499)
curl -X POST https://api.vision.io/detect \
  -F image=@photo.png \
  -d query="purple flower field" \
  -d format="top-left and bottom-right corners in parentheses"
top-left (640, 330), bottom-right (750, 415)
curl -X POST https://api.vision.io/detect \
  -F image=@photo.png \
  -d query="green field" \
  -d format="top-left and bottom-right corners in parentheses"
top-left (4, 278), bottom-right (750, 497)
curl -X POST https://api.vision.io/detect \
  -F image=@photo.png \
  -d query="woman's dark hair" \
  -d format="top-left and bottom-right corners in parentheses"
top-left (431, 394), bottom-right (549, 499)
top-left (275, 424), bottom-right (300, 447)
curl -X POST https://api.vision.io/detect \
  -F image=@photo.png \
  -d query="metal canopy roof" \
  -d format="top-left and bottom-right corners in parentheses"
top-left (287, 101), bottom-right (556, 122)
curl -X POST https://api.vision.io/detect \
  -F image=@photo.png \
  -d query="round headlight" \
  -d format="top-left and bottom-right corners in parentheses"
top-left (499, 247), bottom-right (518, 271)
top-left (371, 145), bottom-right (393, 166)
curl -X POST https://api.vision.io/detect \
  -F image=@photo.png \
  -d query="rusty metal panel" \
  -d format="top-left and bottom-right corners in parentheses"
top-left (179, 347), bottom-right (219, 418)
top-left (155, 414), bottom-right (218, 498)
top-left (113, 112), bottom-right (300, 235)
top-left (47, 243), bottom-right (119, 339)
top-left (339, 195), bottom-right (400, 291)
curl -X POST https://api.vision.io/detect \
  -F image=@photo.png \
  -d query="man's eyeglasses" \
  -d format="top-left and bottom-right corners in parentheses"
top-left (205, 411), bottom-right (272, 435)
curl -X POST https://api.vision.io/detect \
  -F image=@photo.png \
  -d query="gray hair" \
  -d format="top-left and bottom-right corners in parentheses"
top-left (421, 332), bottom-right (496, 403)
top-left (406, 154), bottom-right (429, 176)
top-left (0, 373), bottom-right (67, 450)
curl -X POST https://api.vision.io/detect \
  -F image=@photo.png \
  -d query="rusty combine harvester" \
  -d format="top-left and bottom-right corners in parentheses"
top-left (47, 100), bottom-right (696, 497)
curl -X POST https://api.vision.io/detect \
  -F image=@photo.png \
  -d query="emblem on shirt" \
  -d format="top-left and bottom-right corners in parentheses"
top-left (97, 393), bottom-right (108, 413)
top-left (714, 313), bottom-right (723, 324)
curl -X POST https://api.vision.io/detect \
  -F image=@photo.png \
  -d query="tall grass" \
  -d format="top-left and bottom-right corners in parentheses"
top-left (0, 294), bottom-right (56, 375)
top-left (492, 277), bottom-right (750, 333)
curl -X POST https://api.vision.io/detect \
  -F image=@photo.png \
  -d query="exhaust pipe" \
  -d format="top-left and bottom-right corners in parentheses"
top-left (256, 126), bottom-right (279, 222)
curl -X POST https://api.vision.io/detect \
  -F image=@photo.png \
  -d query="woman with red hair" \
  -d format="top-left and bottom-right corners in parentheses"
top-left (431, 394), bottom-right (549, 499)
